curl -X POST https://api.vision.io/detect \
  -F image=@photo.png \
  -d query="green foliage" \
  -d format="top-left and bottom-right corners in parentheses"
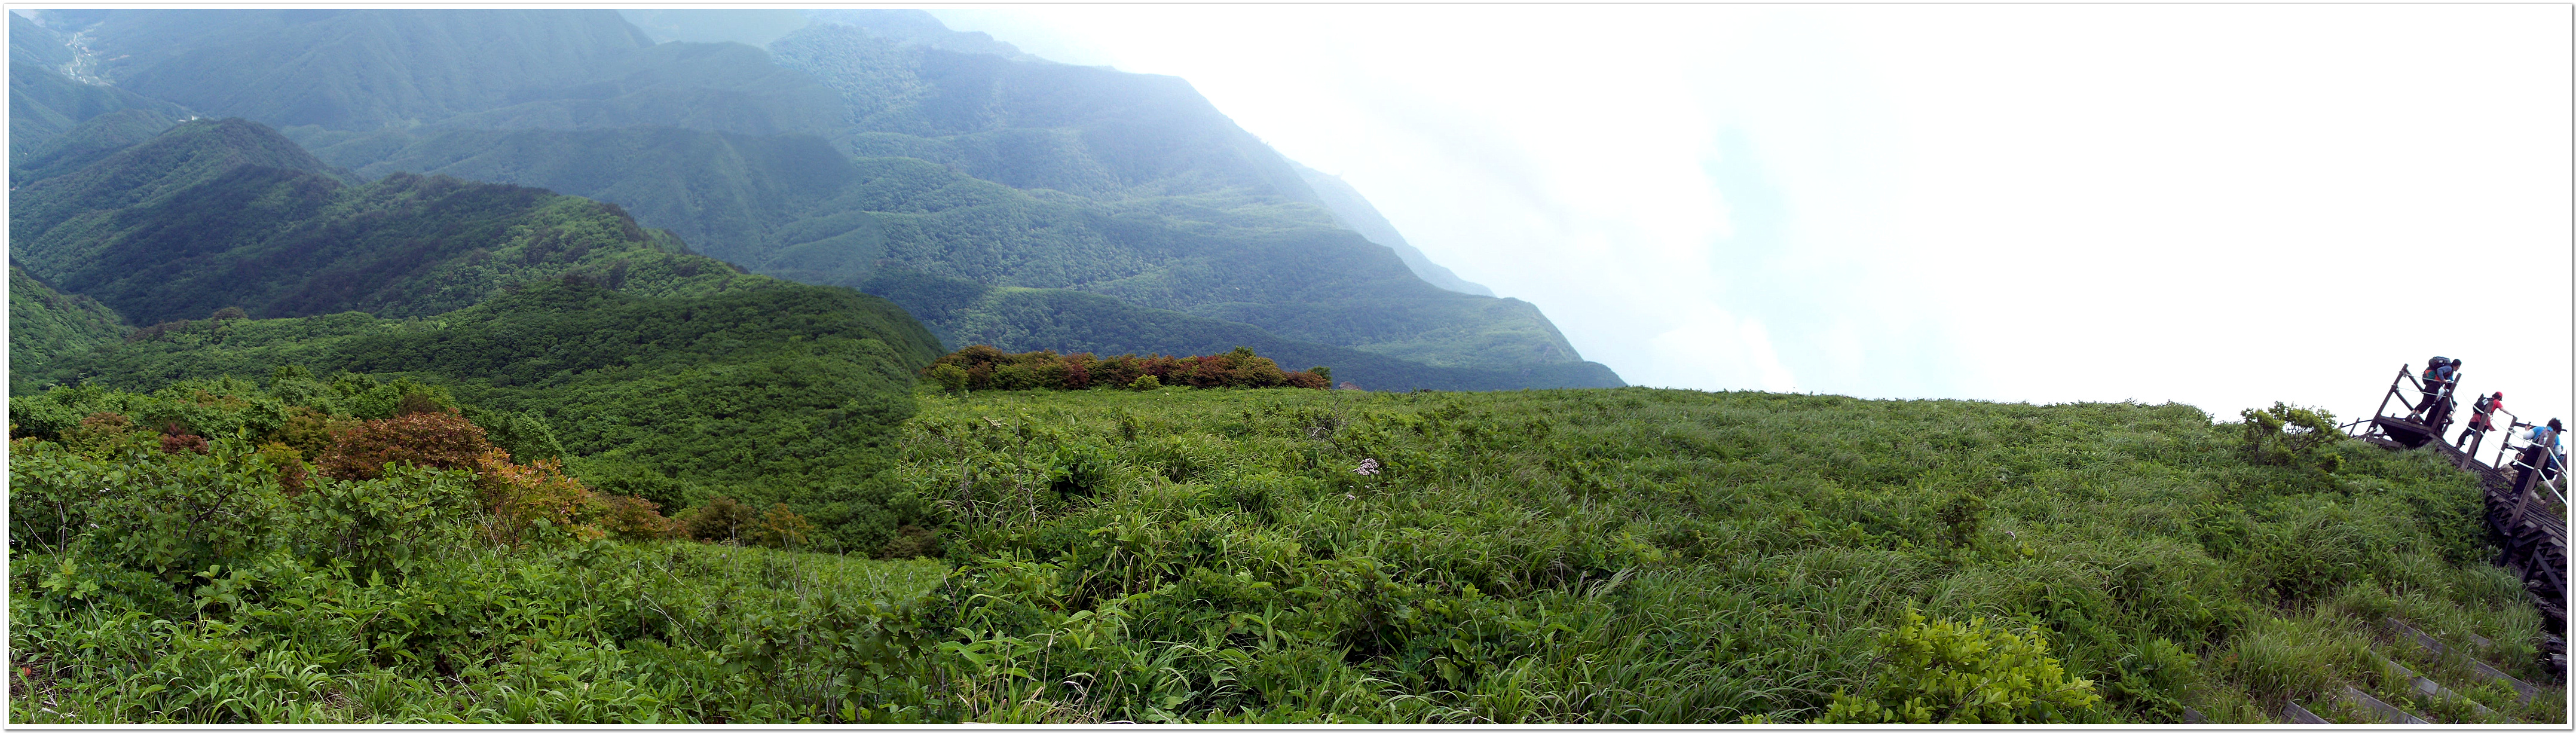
top-left (13, 386), bottom-right (2563, 723)
top-left (851, 387), bottom-right (2556, 723)
top-left (1816, 608), bottom-right (2105, 723)
top-left (2241, 401), bottom-right (2345, 471)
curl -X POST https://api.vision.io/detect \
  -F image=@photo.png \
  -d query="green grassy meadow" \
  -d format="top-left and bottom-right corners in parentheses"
top-left (11, 385), bottom-right (2564, 723)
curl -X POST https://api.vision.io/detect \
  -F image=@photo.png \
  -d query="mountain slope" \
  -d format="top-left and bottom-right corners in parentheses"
top-left (771, 20), bottom-right (1319, 203)
top-left (11, 107), bottom-right (180, 185)
top-left (8, 118), bottom-right (776, 331)
top-left (864, 267), bottom-right (1622, 391)
top-left (25, 8), bottom-right (1621, 390)
top-left (8, 17), bottom-right (191, 160)
top-left (298, 126), bottom-right (1601, 375)
top-left (7, 264), bottom-right (128, 393)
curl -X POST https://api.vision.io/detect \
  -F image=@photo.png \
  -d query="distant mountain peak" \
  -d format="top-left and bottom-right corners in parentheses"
top-left (797, 9), bottom-right (1028, 60)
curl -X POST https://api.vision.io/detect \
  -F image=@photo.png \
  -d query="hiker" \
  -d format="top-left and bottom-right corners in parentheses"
top-left (2529, 419), bottom-right (2564, 484)
top-left (2458, 391), bottom-right (2503, 448)
top-left (2413, 356), bottom-right (2458, 425)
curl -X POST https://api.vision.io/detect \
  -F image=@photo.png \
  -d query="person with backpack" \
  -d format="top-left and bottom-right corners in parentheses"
top-left (2458, 391), bottom-right (2504, 448)
top-left (2528, 418), bottom-right (2563, 484)
top-left (2412, 356), bottom-right (2459, 426)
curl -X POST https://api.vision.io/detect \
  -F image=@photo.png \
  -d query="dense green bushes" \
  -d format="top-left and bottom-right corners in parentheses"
top-left (925, 344), bottom-right (1329, 393)
top-left (10, 441), bottom-right (948, 722)
top-left (14, 386), bottom-right (2564, 723)
top-left (35, 280), bottom-right (941, 555)
top-left (868, 387), bottom-right (2557, 723)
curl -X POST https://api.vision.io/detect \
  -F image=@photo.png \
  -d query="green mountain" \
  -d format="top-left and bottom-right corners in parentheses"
top-left (7, 15), bottom-right (191, 160)
top-left (7, 264), bottom-right (128, 394)
top-left (13, 8), bottom-right (1622, 390)
top-left (8, 118), bottom-right (767, 329)
top-left (297, 128), bottom-right (1590, 374)
top-left (12, 107), bottom-right (181, 185)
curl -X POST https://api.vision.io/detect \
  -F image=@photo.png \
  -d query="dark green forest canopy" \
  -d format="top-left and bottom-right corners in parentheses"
top-left (36, 279), bottom-right (943, 552)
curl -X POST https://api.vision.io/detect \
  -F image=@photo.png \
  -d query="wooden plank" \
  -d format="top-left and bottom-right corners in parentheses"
top-left (2281, 700), bottom-right (2330, 725)
top-left (2387, 618), bottom-right (2540, 702)
top-left (2377, 652), bottom-right (2499, 722)
top-left (2342, 685), bottom-right (2428, 724)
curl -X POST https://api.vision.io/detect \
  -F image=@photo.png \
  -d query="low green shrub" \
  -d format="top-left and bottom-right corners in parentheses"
top-left (1816, 607), bottom-right (2106, 723)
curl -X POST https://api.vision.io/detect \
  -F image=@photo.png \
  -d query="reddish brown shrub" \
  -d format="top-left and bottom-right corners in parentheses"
top-left (258, 442), bottom-right (311, 495)
top-left (268, 407), bottom-right (350, 460)
top-left (317, 411), bottom-right (494, 480)
top-left (157, 423), bottom-right (209, 454)
top-left (61, 412), bottom-right (139, 454)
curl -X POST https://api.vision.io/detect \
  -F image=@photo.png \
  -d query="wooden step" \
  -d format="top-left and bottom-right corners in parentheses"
top-left (2373, 650), bottom-right (2500, 722)
top-left (2387, 618), bottom-right (2541, 702)
top-left (2341, 685), bottom-right (2428, 724)
top-left (2281, 700), bottom-right (2330, 725)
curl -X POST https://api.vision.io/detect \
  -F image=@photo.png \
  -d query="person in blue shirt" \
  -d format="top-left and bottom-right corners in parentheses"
top-left (2528, 418), bottom-right (2563, 484)
top-left (2412, 356), bottom-right (2459, 427)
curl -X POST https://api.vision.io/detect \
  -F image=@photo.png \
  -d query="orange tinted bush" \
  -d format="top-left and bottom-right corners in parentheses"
top-left (269, 407), bottom-right (350, 460)
top-left (318, 411), bottom-right (492, 480)
top-left (595, 493), bottom-right (684, 540)
top-left (62, 411), bottom-right (143, 454)
top-left (473, 449), bottom-right (606, 546)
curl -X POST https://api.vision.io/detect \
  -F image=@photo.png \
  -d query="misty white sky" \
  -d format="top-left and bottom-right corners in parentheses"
top-left (930, 4), bottom-right (2571, 428)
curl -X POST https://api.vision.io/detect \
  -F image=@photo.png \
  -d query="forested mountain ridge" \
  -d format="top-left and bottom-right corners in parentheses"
top-left (11, 8), bottom-right (1619, 390)
top-left (8, 118), bottom-right (776, 330)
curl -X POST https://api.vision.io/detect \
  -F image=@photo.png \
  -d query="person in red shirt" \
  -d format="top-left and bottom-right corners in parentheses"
top-left (2458, 391), bottom-right (2502, 448)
